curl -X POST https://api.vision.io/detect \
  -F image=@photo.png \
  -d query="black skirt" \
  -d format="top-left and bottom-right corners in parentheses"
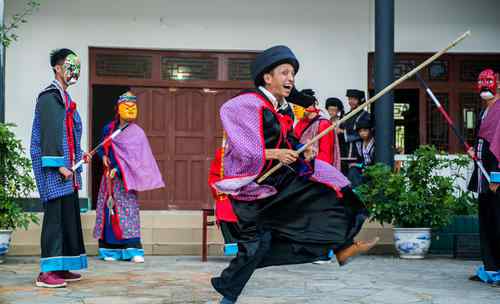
top-left (233, 171), bottom-right (366, 263)
top-left (212, 169), bottom-right (367, 301)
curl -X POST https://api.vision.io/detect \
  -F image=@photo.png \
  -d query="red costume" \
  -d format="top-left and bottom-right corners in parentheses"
top-left (294, 116), bottom-right (335, 165)
top-left (208, 147), bottom-right (237, 223)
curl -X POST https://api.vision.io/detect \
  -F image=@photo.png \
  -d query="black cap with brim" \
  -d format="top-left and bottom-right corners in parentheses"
top-left (346, 89), bottom-right (365, 103)
top-left (325, 97), bottom-right (344, 111)
top-left (356, 117), bottom-right (372, 130)
top-left (251, 45), bottom-right (299, 87)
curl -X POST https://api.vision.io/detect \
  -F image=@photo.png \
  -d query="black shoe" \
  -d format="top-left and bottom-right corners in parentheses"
top-left (468, 275), bottom-right (482, 282)
top-left (220, 297), bottom-right (236, 304)
top-left (211, 278), bottom-right (237, 303)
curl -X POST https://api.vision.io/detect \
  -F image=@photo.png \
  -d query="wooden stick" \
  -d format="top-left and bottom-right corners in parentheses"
top-left (71, 123), bottom-right (130, 171)
top-left (257, 30), bottom-right (471, 183)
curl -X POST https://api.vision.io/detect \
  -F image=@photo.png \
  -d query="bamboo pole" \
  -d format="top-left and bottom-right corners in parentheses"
top-left (257, 30), bottom-right (471, 183)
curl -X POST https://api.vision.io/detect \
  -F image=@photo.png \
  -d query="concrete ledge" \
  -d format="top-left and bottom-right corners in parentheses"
top-left (9, 211), bottom-right (395, 256)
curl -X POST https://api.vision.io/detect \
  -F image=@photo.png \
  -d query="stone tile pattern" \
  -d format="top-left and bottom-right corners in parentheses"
top-left (0, 256), bottom-right (498, 304)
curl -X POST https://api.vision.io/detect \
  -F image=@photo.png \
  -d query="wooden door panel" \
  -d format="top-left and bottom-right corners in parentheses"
top-left (170, 88), bottom-right (212, 209)
top-left (132, 87), bottom-right (170, 210)
top-left (129, 86), bottom-right (244, 210)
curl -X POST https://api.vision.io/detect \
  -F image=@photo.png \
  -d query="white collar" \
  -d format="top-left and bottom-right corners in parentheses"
top-left (259, 86), bottom-right (289, 111)
top-left (53, 79), bottom-right (66, 92)
top-left (259, 86), bottom-right (277, 107)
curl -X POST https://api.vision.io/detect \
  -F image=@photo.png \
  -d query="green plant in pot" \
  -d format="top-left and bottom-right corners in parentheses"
top-left (0, 123), bottom-right (39, 263)
top-left (429, 154), bottom-right (479, 255)
top-left (357, 145), bottom-right (456, 259)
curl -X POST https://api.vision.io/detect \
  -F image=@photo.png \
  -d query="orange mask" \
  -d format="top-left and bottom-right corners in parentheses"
top-left (118, 102), bottom-right (138, 121)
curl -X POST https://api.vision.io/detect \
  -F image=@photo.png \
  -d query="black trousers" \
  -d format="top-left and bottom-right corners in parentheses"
top-left (40, 192), bottom-right (86, 272)
top-left (219, 221), bottom-right (241, 244)
top-left (478, 191), bottom-right (500, 271)
top-left (211, 174), bottom-right (366, 301)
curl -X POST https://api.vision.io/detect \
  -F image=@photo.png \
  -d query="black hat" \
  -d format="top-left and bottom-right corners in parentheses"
top-left (251, 45), bottom-right (299, 87)
top-left (325, 97), bottom-right (344, 112)
top-left (356, 117), bottom-right (372, 131)
top-left (346, 89), bottom-right (365, 103)
top-left (50, 48), bottom-right (75, 67)
top-left (287, 88), bottom-right (316, 108)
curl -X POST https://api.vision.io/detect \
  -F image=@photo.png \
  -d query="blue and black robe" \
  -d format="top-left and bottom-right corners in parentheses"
top-left (30, 80), bottom-right (87, 273)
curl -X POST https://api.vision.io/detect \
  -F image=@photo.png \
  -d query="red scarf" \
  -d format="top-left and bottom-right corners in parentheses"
top-left (64, 93), bottom-right (78, 189)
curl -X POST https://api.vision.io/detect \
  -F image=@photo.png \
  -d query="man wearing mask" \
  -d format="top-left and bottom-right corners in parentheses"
top-left (468, 69), bottom-right (500, 286)
top-left (93, 92), bottom-right (165, 263)
top-left (30, 49), bottom-right (89, 288)
top-left (294, 99), bottom-right (335, 166)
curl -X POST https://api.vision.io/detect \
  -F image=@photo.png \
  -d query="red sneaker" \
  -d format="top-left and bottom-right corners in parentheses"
top-left (54, 270), bottom-right (82, 282)
top-left (35, 272), bottom-right (67, 288)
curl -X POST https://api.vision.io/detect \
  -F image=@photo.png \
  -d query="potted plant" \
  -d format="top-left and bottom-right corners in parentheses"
top-left (429, 155), bottom-right (479, 256)
top-left (0, 123), bottom-right (39, 263)
top-left (357, 145), bottom-right (456, 259)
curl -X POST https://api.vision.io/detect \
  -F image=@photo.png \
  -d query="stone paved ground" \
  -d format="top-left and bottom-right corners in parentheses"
top-left (0, 256), bottom-right (498, 304)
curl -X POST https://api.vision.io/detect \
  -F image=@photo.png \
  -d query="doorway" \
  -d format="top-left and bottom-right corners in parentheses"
top-left (88, 47), bottom-right (257, 209)
top-left (394, 89), bottom-right (419, 154)
top-left (91, 85), bottom-right (129, 209)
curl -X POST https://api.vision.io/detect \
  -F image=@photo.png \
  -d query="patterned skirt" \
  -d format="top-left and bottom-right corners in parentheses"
top-left (93, 175), bottom-right (143, 260)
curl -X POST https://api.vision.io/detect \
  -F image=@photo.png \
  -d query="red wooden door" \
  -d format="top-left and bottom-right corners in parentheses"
top-left (132, 87), bottom-right (241, 210)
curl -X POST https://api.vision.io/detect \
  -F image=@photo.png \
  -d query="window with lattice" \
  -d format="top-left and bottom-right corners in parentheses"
top-left (426, 93), bottom-right (449, 151)
top-left (460, 61), bottom-right (500, 81)
top-left (459, 92), bottom-right (482, 145)
top-left (96, 54), bottom-right (152, 79)
top-left (370, 59), bottom-right (417, 85)
top-left (161, 57), bottom-right (218, 80)
top-left (428, 60), bottom-right (449, 81)
top-left (228, 58), bottom-right (253, 81)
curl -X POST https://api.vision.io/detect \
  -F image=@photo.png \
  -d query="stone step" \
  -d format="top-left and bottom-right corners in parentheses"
top-left (8, 211), bottom-right (394, 256)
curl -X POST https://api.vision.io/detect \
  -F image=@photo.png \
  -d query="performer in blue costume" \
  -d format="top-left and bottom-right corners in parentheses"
top-left (30, 49), bottom-right (89, 288)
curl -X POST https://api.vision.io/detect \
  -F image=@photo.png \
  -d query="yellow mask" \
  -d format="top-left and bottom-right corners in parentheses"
top-left (292, 104), bottom-right (305, 120)
top-left (118, 102), bottom-right (138, 121)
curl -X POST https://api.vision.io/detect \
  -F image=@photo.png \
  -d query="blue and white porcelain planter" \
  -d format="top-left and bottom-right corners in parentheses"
top-left (393, 228), bottom-right (432, 259)
top-left (0, 230), bottom-right (13, 264)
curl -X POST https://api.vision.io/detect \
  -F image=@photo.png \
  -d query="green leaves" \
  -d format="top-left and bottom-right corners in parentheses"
top-left (0, 123), bottom-right (39, 230)
top-left (357, 145), bottom-right (473, 229)
top-left (0, 1), bottom-right (40, 47)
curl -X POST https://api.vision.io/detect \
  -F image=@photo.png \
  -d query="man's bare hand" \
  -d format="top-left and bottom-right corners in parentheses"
top-left (103, 155), bottom-right (111, 168)
top-left (83, 152), bottom-right (92, 163)
top-left (277, 149), bottom-right (298, 164)
top-left (265, 149), bottom-right (299, 164)
top-left (303, 142), bottom-right (317, 161)
top-left (489, 183), bottom-right (500, 193)
top-left (58, 167), bottom-right (73, 180)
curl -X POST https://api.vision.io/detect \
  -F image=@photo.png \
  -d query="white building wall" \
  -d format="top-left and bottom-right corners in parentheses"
top-left (4, 0), bottom-right (499, 199)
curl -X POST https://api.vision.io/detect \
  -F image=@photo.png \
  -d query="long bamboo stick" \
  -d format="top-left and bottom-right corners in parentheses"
top-left (257, 30), bottom-right (471, 183)
top-left (415, 71), bottom-right (490, 183)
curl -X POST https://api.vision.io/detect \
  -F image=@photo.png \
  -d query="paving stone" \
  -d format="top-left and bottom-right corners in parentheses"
top-left (0, 256), bottom-right (499, 304)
